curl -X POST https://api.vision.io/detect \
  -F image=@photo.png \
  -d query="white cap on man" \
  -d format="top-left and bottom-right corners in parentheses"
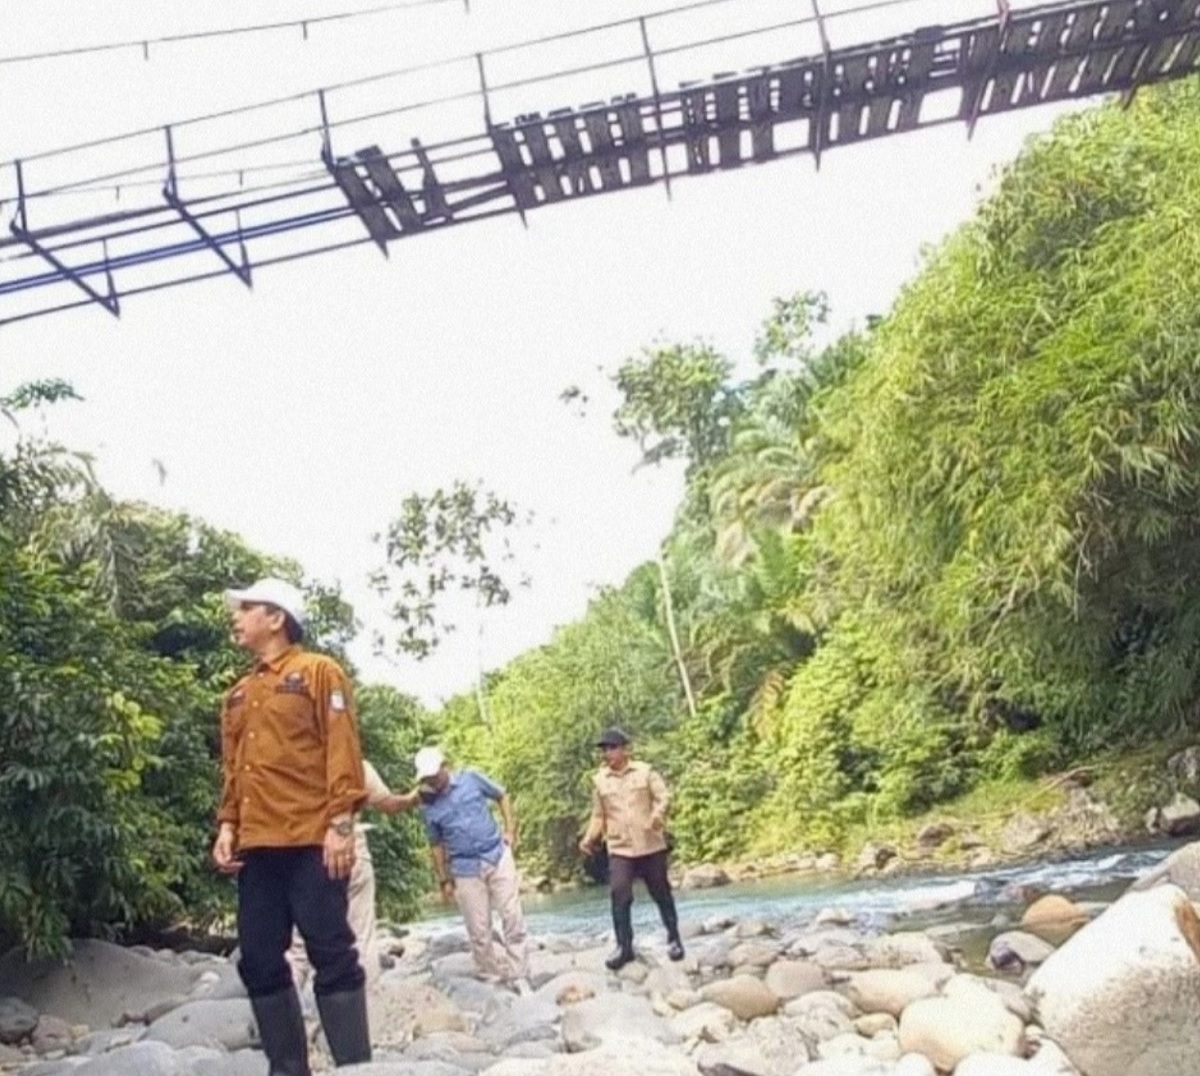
top-left (414, 746), bottom-right (445, 780)
top-left (224, 577), bottom-right (307, 628)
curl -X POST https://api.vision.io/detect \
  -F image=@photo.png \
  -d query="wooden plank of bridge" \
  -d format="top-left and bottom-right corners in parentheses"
top-left (1139, 0), bottom-right (1200, 77)
top-left (833, 52), bottom-right (870, 144)
top-left (357, 147), bottom-right (424, 233)
top-left (614, 101), bottom-right (652, 184)
top-left (865, 49), bottom-right (900, 136)
top-left (894, 33), bottom-right (941, 131)
top-left (988, 10), bottom-right (1043, 113)
top-left (550, 109), bottom-right (592, 196)
top-left (488, 125), bottom-right (540, 211)
top-left (1044, 3), bottom-right (1108, 98)
top-left (583, 109), bottom-right (624, 190)
top-left (957, 23), bottom-right (1002, 121)
top-left (518, 119), bottom-right (566, 202)
top-left (1161, 25), bottom-right (1200, 75)
top-left (681, 85), bottom-right (713, 173)
top-left (714, 78), bottom-right (743, 167)
top-left (1077, 0), bottom-right (1142, 95)
top-left (327, 158), bottom-right (398, 249)
top-left (1023, 9), bottom-right (1071, 105)
top-left (769, 59), bottom-right (823, 153)
top-left (746, 70), bottom-right (775, 160)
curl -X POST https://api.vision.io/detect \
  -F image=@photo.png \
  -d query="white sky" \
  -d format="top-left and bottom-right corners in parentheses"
top-left (0, 0), bottom-right (1086, 704)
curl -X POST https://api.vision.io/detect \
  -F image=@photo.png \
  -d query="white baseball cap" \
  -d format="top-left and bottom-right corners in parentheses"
top-left (225, 577), bottom-right (307, 627)
top-left (414, 746), bottom-right (445, 780)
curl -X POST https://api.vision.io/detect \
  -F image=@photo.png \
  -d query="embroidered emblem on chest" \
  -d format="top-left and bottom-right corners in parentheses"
top-left (274, 671), bottom-right (310, 696)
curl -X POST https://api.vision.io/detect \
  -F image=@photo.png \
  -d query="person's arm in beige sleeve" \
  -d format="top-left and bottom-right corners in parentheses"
top-left (362, 760), bottom-right (390, 809)
top-left (579, 782), bottom-right (605, 854)
top-left (648, 768), bottom-right (669, 831)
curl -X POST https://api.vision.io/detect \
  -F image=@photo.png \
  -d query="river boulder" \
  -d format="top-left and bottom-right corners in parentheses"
top-left (1129, 838), bottom-right (1200, 899)
top-left (1024, 882), bottom-right (1200, 1076)
top-left (897, 977), bottom-right (1025, 1071)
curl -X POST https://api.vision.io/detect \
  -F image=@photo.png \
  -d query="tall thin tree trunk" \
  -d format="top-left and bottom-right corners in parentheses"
top-left (658, 548), bottom-right (698, 720)
top-left (475, 617), bottom-right (493, 735)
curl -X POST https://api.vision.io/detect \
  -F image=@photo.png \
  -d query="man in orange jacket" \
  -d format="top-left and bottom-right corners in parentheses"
top-left (211, 577), bottom-right (370, 1075)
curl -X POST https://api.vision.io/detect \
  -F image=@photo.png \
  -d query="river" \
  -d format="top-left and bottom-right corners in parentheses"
top-left (416, 841), bottom-right (1180, 952)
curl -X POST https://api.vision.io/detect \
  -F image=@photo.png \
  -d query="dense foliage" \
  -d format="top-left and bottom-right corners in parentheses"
top-left (0, 404), bottom-right (428, 957)
top-left (432, 82), bottom-right (1200, 874)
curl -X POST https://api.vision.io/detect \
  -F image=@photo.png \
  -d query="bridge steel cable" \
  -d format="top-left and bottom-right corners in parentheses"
top-left (3, 0), bottom-right (1200, 327)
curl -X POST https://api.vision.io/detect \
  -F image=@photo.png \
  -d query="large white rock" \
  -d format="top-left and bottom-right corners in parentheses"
top-left (1129, 840), bottom-right (1200, 900)
top-left (1024, 883), bottom-right (1200, 1076)
top-left (765, 960), bottom-right (827, 1001)
top-left (701, 975), bottom-right (780, 1021)
top-left (861, 933), bottom-right (947, 970)
top-left (898, 985), bottom-right (1024, 1072)
top-left (844, 970), bottom-right (937, 1017)
top-left (668, 1000), bottom-right (739, 1042)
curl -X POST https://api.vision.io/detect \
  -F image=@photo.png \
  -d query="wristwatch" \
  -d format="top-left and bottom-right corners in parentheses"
top-left (329, 819), bottom-right (354, 838)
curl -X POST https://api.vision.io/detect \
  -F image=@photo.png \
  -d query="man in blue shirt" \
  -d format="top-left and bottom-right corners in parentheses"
top-left (415, 746), bottom-right (529, 984)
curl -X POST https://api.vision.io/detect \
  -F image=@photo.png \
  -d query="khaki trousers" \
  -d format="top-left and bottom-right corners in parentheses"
top-left (455, 845), bottom-right (529, 981)
top-left (289, 829), bottom-right (379, 991)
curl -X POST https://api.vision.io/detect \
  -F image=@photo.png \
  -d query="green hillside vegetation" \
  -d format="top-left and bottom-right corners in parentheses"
top-left (435, 80), bottom-right (1200, 876)
top-left (0, 392), bottom-right (433, 957)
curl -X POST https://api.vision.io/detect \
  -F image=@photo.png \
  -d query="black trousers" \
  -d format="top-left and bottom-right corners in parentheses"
top-left (609, 850), bottom-right (676, 920)
top-left (237, 846), bottom-right (364, 999)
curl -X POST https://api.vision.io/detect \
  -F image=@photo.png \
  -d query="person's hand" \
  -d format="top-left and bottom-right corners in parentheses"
top-left (503, 828), bottom-right (519, 853)
top-left (323, 825), bottom-right (356, 879)
top-left (578, 838), bottom-right (595, 857)
top-left (438, 878), bottom-right (456, 905)
top-left (650, 815), bottom-right (665, 832)
top-left (212, 825), bottom-right (243, 874)
top-left (379, 791), bottom-right (419, 814)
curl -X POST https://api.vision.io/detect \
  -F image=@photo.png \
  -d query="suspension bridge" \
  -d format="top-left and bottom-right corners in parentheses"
top-left (2, 0), bottom-right (1199, 327)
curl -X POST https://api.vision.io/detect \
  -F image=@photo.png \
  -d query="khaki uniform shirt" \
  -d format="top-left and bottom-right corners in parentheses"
top-left (588, 760), bottom-right (670, 857)
top-left (218, 646), bottom-right (366, 850)
top-left (356, 760), bottom-right (390, 837)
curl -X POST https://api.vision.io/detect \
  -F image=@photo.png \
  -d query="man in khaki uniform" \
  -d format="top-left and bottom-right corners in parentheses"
top-left (579, 727), bottom-right (684, 970)
top-left (289, 759), bottom-right (412, 992)
top-left (211, 577), bottom-right (371, 1075)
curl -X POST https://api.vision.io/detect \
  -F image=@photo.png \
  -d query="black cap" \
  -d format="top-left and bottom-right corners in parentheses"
top-left (596, 727), bottom-right (631, 748)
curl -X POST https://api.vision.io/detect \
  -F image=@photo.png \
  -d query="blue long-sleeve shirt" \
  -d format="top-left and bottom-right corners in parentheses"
top-left (420, 769), bottom-right (506, 877)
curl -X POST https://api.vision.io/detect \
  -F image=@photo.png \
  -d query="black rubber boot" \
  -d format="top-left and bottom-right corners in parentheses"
top-left (315, 987), bottom-right (372, 1067)
top-left (659, 900), bottom-right (685, 961)
top-left (605, 899), bottom-right (636, 971)
top-left (250, 987), bottom-right (311, 1076)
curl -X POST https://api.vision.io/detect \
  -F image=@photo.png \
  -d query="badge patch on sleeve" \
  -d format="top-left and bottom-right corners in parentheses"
top-left (330, 690), bottom-right (346, 712)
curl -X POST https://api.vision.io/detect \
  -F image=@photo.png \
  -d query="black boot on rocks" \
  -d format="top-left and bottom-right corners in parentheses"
top-left (661, 902), bottom-right (685, 961)
top-left (315, 987), bottom-right (372, 1067)
top-left (605, 899), bottom-right (636, 971)
top-left (250, 986), bottom-right (312, 1076)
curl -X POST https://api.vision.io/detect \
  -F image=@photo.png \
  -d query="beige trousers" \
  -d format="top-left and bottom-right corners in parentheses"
top-left (289, 829), bottom-right (379, 990)
top-left (454, 845), bottom-right (529, 981)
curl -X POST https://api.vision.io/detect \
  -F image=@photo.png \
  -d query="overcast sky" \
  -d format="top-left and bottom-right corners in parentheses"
top-left (1, 0), bottom-right (1084, 704)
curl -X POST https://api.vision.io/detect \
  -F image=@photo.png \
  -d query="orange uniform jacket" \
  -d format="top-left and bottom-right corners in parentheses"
top-left (218, 646), bottom-right (367, 850)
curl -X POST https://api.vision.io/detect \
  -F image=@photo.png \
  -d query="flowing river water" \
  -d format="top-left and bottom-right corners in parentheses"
top-left (416, 841), bottom-right (1182, 965)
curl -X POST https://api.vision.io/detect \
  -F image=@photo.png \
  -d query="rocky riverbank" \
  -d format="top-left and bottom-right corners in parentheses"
top-left (4, 842), bottom-right (1200, 1076)
top-left (668, 746), bottom-right (1200, 895)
